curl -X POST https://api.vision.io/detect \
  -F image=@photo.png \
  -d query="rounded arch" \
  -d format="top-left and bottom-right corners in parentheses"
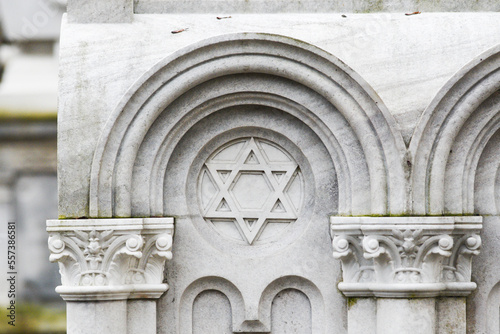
top-left (474, 129), bottom-right (500, 214)
top-left (89, 33), bottom-right (406, 218)
top-left (179, 276), bottom-right (245, 334)
top-left (259, 275), bottom-right (325, 333)
top-left (409, 44), bottom-right (500, 215)
top-left (486, 280), bottom-right (500, 333)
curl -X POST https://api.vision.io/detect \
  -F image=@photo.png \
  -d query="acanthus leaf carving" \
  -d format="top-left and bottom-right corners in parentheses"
top-left (449, 234), bottom-right (482, 282)
top-left (142, 233), bottom-right (173, 284)
top-left (107, 234), bottom-right (144, 285)
top-left (332, 235), bottom-right (361, 282)
top-left (47, 218), bottom-right (174, 300)
top-left (389, 229), bottom-right (429, 267)
top-left (330, 216), bottom-right (482, 297)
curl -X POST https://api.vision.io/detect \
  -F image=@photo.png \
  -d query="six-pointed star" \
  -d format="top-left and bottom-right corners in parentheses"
top-left (203, 138), bottom-right (300, 244)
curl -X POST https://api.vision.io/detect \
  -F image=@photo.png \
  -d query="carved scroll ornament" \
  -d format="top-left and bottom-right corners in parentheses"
top-left (331, 216), bottom-right (482, 297)
top-left (47, 218), bottom-right (174, 301)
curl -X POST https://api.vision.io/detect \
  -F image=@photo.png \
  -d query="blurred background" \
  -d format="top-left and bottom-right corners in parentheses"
top-left (0, 1), bottom-right (498, 334)
top-left (0, 0), bottom-right (65, 332)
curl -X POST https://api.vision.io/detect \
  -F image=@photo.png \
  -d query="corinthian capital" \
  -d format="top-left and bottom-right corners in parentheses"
top-left (330, 216), bottom-right (482, 297)
top-left (46, 218), bottom-right (174, 301)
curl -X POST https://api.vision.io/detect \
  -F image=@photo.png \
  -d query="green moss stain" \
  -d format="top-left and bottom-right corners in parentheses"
top-left (0, 303), bottom-right (66, 333)
top-left (0, 109), bottom-right (57, 121)
top-left (354, 0), bottom-right (385, 13)
top-left (366, 0), bottom-right (384, 12)
top-left (347, 297), bottom-right (358, 309)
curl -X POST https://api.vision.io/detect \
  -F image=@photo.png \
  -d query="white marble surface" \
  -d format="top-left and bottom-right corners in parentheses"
top-left (134, 0), bottom-right (500, 13)
top-left (377, 299), bottom-right (436, 334)
top-left (66, 300), bottom-right (127, 334)
top-left (347, 298), bottom-right (376, 334)
top-left (67, 0), bottom-right (132, 23)
top-left (54, 8), bottom-right (500, 334)
top-left (57, 13), bottom-right (500, 218)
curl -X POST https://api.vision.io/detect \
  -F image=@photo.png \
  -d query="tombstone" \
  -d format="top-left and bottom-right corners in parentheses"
top-left (47, 1), bottom-right (500, 333)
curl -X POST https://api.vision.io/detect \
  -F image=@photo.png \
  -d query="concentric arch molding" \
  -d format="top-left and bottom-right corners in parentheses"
top-left (330, 216), bottom-right (482, 298)
top-left (88, 33), bottom-right (407, 219)
top-left (46, 218), bottom-right (174, 301)
top-left (409, 44), bottom-right (500, 215)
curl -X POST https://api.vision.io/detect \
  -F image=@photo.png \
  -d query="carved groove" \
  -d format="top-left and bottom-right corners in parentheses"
top-left (410, 45), bottom-right (500, 215)
top-left (89, 33), bottom-right (406, 218)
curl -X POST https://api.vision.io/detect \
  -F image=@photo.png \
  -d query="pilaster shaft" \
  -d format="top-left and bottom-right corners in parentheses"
top-left (47, 218), bottom-right (174, 334)
top-left (330, 216), bottom-right (482, 334)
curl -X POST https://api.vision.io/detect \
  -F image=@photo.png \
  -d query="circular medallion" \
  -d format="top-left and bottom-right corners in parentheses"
top-left (198, 137), bottom-right (304, 245)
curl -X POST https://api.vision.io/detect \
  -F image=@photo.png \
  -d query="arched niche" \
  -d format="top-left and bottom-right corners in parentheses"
top-left (192, 290), bottom-right (232, 334)
top-left (178, 276), bottom-right (245, 334)
top-left (410, 44), bottom-right (500, 215)
top-left (259, 275), bottom-right (324, 333)
top-left (271, 289), bottom-right (312, 334)
top-left (88, 33), bottom-right (407, 218)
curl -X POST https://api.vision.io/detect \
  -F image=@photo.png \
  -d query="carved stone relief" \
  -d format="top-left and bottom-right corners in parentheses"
top-left (160, 105), bottom-right (341, 332)
top-left (86, 34), bottom-right (406, 219)
top-left (199, 137), bottom-right (303, 244)
top-left (52, 25), bottom-right (500, 333)
top-left (47, 218), bottom-right (174, 300)
top-left (331, 216), bottom-right (482, 297)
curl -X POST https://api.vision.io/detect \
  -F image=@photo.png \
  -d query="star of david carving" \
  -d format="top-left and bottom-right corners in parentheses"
top-left (202, 138), bottom-right (301, 244)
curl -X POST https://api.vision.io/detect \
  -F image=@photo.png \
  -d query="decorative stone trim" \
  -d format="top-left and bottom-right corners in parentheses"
top-left (330, 216), bottom-right (482, 297)
top-left (409, 45), bottom-right (500, 215)
top-left (88, 33), bottom-right (407, 219)
top-left (47, 218), bottom-right (174, 301)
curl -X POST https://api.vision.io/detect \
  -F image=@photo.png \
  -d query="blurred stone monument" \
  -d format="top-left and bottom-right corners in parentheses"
top-left (0, 0), bottom-right (63, 305)
top-left (48, 0), bottom-right (500, 333)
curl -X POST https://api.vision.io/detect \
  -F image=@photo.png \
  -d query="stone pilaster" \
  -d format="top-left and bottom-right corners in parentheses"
top-left (331, 216), bottom-right (482, 334)
top-left (47, 218), bottom-right (174, 334)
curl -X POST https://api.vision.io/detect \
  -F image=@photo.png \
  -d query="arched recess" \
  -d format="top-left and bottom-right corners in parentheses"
top-left (179, 276), bottom-right (245, 334)
top-left (410, 44), bottom-right (500, 215)
top-left (259, 275), bottom-right (324, 333)
top-left (89, 33), bottom-right (406, 218)
top-left (192, 290), bottom-right (232, 334)
top-left (485, 280), bottom-right (500, 333)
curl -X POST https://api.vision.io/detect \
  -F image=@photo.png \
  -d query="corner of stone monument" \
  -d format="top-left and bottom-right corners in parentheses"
top-left (49, 0), bottom-right (500, 333)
